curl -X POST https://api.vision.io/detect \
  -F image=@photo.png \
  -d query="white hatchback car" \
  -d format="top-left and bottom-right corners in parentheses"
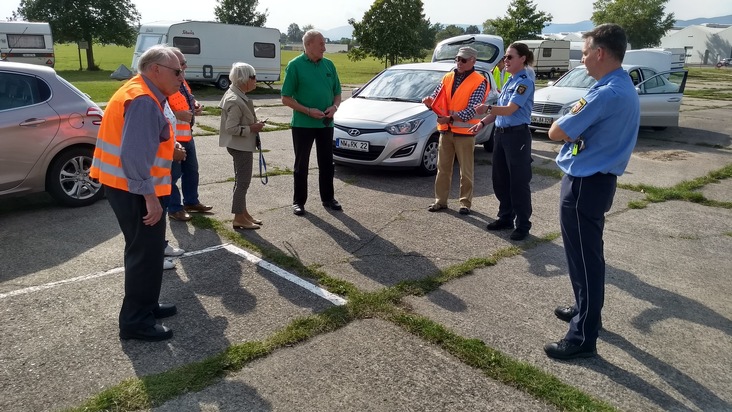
top-left (333, 62), bottom-right (498, 175)
top-left (530, 64), bottom-right (688, 132)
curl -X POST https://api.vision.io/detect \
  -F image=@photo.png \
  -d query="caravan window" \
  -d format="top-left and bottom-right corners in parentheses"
top-left (173, 37), bottom-right (201, 54)
top-left (7, 34), bottom-right (46, 49)
top-left (254, 42), bottom-right (276, 59)
top-left (542, 48), bottom-right (552, 58)
top-left (569, 49), bottom-right (582, 60)
top-left (136, 34), bottom-right (163, 52)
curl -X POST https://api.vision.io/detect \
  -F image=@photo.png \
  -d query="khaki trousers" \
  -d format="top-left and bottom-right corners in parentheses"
top-left (434, 131), bottom-right (475, 208)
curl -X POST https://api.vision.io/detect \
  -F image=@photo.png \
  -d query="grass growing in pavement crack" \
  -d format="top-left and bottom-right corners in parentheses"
top-left (619, 164), bottom-right (732, 209)
top-left (64, 220), bottom-right (600, 411)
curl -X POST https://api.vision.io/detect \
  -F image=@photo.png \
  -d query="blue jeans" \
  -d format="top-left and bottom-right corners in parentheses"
top-left (168, 139), bottom-right (200, 213)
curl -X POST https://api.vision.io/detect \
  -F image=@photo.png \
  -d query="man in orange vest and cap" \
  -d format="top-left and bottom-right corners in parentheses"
top-left (91, 45), bottom-right (183, 342)
top-left (422, 46), bottom-right (488, 215)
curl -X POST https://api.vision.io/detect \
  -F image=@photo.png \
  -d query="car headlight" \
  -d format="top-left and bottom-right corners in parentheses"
top-left (386, 118), bottom-right (424, 135)
top-left (560, 102), bottom-right (577, 116)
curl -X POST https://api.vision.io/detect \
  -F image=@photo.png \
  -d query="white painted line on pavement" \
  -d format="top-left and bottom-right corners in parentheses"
top-left (1, 243), bottom-right (348, 306)
top-left (222, 244), bottom-right (348, 306)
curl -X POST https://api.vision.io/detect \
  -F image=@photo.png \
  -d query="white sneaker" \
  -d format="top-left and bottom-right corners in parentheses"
top-left (164, 244), bottom-right (185, 256)
top-left (163, 258), bottom-right (176, 270)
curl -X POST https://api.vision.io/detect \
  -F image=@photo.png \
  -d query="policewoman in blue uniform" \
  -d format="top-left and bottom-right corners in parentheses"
top-left (545, 24), bottom-right (640, 360)
top-left (471, 42), bottom-right (535, 241)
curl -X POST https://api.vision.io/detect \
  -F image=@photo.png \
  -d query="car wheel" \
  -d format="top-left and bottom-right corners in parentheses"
top-left (216, 76), bottom-right (231, 90)
top-left (417, 135), bottom-right (439, 176)
top-left (46, 147), bottom-right (104, 207)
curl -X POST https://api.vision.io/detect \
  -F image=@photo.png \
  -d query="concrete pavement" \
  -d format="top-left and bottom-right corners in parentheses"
top-left (0, 93), bottom-right (730, 411)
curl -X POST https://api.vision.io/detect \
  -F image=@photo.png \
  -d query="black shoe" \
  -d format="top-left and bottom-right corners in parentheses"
top-left (322, 199), bottom-right (342, 211)
top-left (458, 207), bottom-right (470, 215)
top-left (544, 339), bottom-right (596, 360)
top-left (510, 228), bottom-right (529, 240)
top-left (119, 324), bottom-right (173, 342)
top-left (154, 303), bottom-right (177, 319)
top-left (554, 305), bottom-right (578, 322)
top-left (292, 204), bottom-right (305, 216)
top-left (486, 220), bottom-right (513, 230)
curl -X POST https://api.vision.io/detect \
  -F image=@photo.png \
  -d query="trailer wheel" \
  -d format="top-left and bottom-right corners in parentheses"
top-left (216, 76), bottom-right (231, 90)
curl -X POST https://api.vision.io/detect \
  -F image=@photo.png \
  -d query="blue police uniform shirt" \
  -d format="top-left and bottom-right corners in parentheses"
top-left (555, 67), bottom-right (640, 177)
top-left (494, 68), bottom-right (534, 128)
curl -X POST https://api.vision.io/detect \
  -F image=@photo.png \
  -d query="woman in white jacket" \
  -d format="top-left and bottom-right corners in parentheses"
top-left (219, 62), bottom-right (266, 229)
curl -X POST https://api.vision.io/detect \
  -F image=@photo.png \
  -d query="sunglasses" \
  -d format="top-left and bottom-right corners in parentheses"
top-left (503, 55), bottom-right (516, 61)
top-left (455, 57), bottom-right (469, 63)
top-left (249, 75), bottom-right (256, 80)
top-left (158, 63), bottom-right (182, 77)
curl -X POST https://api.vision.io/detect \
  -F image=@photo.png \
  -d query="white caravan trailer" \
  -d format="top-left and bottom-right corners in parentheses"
top-left (569, 41), bottom-right (583, 69)
top-left (0, 21), bottom-right (55, 67)
top-left (520, 39), bottom-right (570, 78)
top-left (132, 21), bottom-right (280, 89)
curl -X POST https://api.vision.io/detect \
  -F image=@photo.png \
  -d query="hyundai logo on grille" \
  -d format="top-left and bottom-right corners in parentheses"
top-left (348, 129), bottom-right (361, 137)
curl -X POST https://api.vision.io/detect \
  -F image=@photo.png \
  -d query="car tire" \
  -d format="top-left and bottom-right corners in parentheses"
top-left (46, 147), bottom-right (104, 207)
top-left (216, 75), bottom-right (231, 90)
top-left (417, 135), bottom-right (439, 176)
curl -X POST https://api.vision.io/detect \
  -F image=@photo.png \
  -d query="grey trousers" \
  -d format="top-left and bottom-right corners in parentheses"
top-left (227, 147), bottom-right (253, 214)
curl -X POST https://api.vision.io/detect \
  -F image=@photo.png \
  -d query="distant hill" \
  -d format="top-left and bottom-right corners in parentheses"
top-left (318, 15), bottom-right (732, 40)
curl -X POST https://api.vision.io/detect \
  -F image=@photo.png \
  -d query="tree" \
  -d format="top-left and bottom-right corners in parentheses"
top-left (592, 0), bottom-right (674, 48)
top-left (482, 21), bottom-right (498, 35)
top-left (214, 0), bottom-right (267, 27)
top-left (15, 0), bottom-right (140, 71)
top-left (465, 25), bottom-right (480, 35)
top-left (436, 24), bottom-right (465, 42)
top-left (484, 0), bottom-right (551, 45)
top-left (287, 23), bottom-right (303, 43)
top-left (349, 0), bottom-right (431, 67)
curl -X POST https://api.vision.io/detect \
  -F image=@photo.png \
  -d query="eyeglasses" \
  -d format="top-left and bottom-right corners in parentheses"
top-left (503, 55), bottom-right (515, 61)
top-left (455, 57), bottom-right (469, 63)
top-left (158, 63), bottom-right (182, 77)
top-left (249, 75), bottom-right (256, 80)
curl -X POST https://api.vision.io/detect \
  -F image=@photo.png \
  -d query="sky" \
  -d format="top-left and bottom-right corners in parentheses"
top-left (2, 0), bottom-right (732, 34)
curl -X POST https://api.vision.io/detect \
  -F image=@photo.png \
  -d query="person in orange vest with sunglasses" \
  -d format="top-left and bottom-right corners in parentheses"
top-left (422, 46), bottom-right (487, 216)
top-left (90, 45), bottom-right (182, 342)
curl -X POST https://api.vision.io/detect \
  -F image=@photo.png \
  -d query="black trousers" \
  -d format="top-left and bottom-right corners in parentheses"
top-left (105, 186), bottom-right (165, 332)
top-left (292, 126), bottom-right (335, 206)
top-left (560, 173), bottom-right (616, 346)
top-left (492, 126), bottom-right (533, 231)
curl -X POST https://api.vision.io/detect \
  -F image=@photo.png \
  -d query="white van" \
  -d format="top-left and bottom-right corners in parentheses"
top-left (132, 21), bottom-right (281, 89)
top-left (0, 21), bottom-right (55, 67)
top-left (519, 39), bottom-right (569, 78)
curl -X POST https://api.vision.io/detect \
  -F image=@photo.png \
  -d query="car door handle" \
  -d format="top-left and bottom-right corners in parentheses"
top-left (667, 97), bottom-right (681, 102)
top-left (20, 118), bottom-right (46, 126)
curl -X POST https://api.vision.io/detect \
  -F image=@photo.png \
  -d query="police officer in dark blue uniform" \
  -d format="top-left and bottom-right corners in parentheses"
top-left (472, 42), bottom-right (535, 241)
top-left (545, 24), bottom-right (640, 360)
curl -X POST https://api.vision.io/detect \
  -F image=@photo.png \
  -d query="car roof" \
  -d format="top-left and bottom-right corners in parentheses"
top-left (0, 61), bottom-right (57, 76)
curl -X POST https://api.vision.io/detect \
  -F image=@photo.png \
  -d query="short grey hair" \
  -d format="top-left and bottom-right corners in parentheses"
top-left (302, 29), bottom-right (323, 47)
top-left (229, 62), bottom-right (256, 87)
top-left (138, 45), bottom-right (177, 73)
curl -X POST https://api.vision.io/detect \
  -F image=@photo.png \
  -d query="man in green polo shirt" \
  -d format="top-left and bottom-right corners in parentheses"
top-left (281, 30), bottom-right (343, 216)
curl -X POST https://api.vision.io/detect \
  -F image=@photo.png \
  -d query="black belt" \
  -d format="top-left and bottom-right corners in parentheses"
top-left (494, 124), bottom-right (528, 134)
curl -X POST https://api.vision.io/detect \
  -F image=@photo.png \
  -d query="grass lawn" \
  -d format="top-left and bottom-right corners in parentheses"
top-left (53, 43), bottom-right (396, 102)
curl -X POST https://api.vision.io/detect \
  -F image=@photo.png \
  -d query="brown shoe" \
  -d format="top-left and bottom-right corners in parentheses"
top-left (184, 203), bottom-right (213, 213)
top-left (169, 210), bottom-right (192, 221)
top-left (233, 221), bottom-right (261, 230)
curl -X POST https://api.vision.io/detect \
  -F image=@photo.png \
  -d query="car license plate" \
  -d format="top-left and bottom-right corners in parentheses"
top-left (531, 116), bottom-right (553, 125)
top-left (336, 138), bottom-right (369, 152)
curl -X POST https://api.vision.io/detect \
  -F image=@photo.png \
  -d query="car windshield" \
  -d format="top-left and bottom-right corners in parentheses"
top-left (553, 67), bottom-right (598, 88)
top-left (356, 68), bottom-right (446, 102)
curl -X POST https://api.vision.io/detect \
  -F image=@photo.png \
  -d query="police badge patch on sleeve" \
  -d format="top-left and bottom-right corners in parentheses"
top-left (570, 98), bottom-right (587, 114)
top-left (517, 84), bottom-right (527, 95)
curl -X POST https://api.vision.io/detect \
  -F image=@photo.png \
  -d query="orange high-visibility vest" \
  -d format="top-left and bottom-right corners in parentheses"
top-left (432, 70), bottom-right (488, 135)
top-left (90, 75), bottom-right (174, 196)
top-left (167, 80), bottom-right (193, 142)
